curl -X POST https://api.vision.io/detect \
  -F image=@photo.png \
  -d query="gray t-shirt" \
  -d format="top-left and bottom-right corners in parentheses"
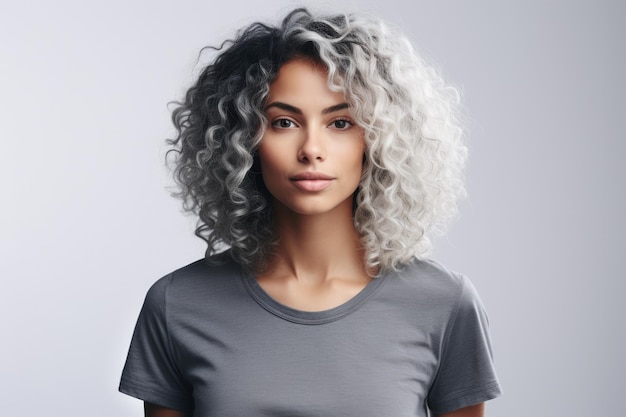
top-left (120, 252), bottom-right (501, 416)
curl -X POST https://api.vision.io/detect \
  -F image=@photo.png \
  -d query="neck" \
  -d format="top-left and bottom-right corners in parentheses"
top-left (266, 200), bottom-right (368, 284)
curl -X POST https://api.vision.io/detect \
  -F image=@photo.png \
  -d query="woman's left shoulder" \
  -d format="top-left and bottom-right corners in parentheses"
top-left (395, 257), bottom-right (467, 291)
top-left (384, 258), bottom-right (483, 313)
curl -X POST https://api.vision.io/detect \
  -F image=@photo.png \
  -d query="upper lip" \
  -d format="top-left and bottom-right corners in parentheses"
top-left (290, 172), bottom-right (335, 180)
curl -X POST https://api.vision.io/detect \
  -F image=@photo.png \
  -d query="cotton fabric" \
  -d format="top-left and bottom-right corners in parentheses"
top-left (120, 252), bottom-right (501, 416)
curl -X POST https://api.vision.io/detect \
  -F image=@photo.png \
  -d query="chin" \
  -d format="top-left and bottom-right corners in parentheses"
top-left (274, 196), bottom-right (353, 217)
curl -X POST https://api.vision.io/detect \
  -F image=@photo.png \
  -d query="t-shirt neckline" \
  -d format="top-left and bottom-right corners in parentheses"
top-left (240, 268), bottom-right (389, 325)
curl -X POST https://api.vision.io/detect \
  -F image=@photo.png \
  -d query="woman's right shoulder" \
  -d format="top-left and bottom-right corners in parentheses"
top-left (146, 250), bottom-right (240, 303)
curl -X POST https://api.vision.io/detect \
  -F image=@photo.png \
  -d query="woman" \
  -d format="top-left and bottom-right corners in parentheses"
top-left (120, 8), bottom-right (501, 417)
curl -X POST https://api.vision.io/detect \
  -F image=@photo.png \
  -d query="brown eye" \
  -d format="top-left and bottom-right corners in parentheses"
top-left (331, 119), bottom-right (352, 129)
top-left (272, 118), bottom-right (297, 129)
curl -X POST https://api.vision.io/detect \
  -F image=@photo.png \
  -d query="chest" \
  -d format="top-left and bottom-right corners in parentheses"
top-left (175, 306), bottom-right (440, 416)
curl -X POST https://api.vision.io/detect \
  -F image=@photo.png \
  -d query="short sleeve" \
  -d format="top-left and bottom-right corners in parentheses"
top-left (427, 275), bottom-right (502, 414)
top-left (119, 275), bottom-right (193, 412)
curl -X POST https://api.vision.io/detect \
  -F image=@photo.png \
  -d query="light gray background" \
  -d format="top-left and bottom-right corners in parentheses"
top-left (1, 0), bottom-right (624, 416)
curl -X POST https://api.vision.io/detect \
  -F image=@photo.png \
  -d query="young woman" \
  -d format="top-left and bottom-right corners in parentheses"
top-left (120, 8), bottom-right (501, 417)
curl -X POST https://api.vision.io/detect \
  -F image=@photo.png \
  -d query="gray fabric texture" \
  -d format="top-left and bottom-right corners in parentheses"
top-left (119, 252), bottom-right (501, 416)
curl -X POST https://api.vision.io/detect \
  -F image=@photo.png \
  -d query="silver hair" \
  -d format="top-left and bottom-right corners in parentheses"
top-left (168, 8), bottom-right (467, 273)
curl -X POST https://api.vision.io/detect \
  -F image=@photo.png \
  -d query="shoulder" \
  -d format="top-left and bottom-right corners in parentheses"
top-left (145, 250), bottom-right (242, 306)
top-left (378, 258), bottom-right (484, 325)
top-left (390, 257), bottom-right (469, 302)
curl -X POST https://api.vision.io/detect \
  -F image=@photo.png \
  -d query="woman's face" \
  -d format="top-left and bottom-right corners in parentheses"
top-left (258, 58), bottom-right (365, 217)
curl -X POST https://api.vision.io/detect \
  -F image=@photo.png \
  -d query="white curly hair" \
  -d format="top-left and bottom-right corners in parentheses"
top-left (168, 8), bottom-right (467, 273)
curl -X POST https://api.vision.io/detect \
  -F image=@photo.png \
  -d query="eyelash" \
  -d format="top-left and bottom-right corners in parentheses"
top-left (270, 118), bottom-right (298, 129)
top-left (329, 118), bottom-right (353, 130)
top-left (270, 117), bottom-right (354, 130)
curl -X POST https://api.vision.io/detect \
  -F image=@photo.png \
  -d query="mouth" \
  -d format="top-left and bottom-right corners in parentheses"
top-left (290, 172), bottom-right (335, 181)
top-left (290, 172), bottom-right (335, 191)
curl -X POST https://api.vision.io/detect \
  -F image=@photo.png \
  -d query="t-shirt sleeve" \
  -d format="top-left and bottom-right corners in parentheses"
top-left (427, 275), bottom-right (502, 415)
top-left (119, 275), bottom-right (193, 412)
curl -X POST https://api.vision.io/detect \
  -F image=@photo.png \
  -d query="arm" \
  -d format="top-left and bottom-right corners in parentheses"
top-left (144, 402), bottom-right (187, 417)
top-left (435, 402), bottom-right (484, 417)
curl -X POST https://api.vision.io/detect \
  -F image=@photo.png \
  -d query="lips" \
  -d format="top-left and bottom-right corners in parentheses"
top-left (290, 172), bottom-right (335, 191)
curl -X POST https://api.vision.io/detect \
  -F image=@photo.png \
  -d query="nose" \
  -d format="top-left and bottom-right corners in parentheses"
top-left (297, 125), bottom-right (326, 163)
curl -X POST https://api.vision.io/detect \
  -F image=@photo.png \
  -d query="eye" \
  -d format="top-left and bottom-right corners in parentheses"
top-left (329, 118), bottom-right (353, 130)
top-left (271, 118), bottom-right (298, 129)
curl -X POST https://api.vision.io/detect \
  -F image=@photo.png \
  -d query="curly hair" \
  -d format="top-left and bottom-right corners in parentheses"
top-left (168, 8), bottom-right (467, 273)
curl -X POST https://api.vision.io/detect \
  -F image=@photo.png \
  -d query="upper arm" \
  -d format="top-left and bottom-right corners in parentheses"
top-left (434, 402), bottom-right (484, 417)
top-left (144, 402), bottom-right (187, 417)
top-left (119, 276), bottom-right (193, 411)
top-left (427, 276), bottom-right (501, 413)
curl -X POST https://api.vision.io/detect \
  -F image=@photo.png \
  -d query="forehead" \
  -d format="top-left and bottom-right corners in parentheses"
top-left (267, 58), bottom-right (346, 107)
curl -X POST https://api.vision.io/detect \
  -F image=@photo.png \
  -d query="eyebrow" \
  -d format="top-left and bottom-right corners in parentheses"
top-left (265, 102), bottom-right (350, 115)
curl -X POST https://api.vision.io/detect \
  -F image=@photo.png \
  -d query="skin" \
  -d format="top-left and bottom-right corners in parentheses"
top-left (438, 403), bottom-right (485, 417)
top-left (259, 59), bottom-right (365, 219)
top-left (144, 58), bottom-right (484, 417)
top-left (144, 403), bottom-right (185, 417)
top-left (256, 58), bottom-right (371, 310)
top-left (144, 401), bottom-right (485, 416)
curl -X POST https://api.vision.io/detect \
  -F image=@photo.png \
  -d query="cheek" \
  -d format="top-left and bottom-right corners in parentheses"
top-left (257, 143), bottom-right (287, 187)
top-left (345, 141), bottom-right (366, 173)
top-left (257, 143), bottom-right (279, 171)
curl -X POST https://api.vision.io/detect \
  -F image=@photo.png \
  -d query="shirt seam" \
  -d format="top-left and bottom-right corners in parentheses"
top-left (428, 379), bottom-right (502, 414)
top-left (119, 375), bottom-right (192, 411)
top-left (162, 273), bottom-right (190, 391)
top-left (426, 273), bottom-right (467, 393)
top-left (240, 268), bottom-right (391, 325)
